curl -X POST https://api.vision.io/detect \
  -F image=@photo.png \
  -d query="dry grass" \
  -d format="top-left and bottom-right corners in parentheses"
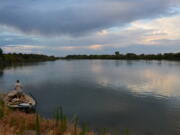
top-left (0, 97), bottom-right (101, 135)
top-left (0, 94), bottom-right (5, 99)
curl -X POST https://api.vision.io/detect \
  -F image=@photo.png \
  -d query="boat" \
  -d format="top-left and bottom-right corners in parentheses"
top-left (4, 90), bottom-right (36, 112)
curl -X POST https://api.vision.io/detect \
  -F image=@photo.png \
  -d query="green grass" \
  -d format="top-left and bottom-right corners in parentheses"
top-left (54, 107), bottom-right (68, 135)
top-left (80, 123), bottom-right (89, 135)
top-left (35, 113), bottom-right (41, 135)
top-left (0, 95), bottom-right (131, 135)
top-left (73, 116), bottom-right (79, 135)
top-left (0, 98), bottom-right (4, 119)
top-left (125, 129), bottom-right (129, 135)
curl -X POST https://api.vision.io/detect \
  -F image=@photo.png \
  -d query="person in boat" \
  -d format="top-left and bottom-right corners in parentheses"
top-left (15, 80), bottom-right (23, 91)
top-left (14, 80), bottom-right (23, 97)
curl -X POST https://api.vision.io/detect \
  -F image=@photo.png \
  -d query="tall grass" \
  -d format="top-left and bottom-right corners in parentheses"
top-left (54, 107), bottom-right (67, 135)
top-left (35, 113), bottom-right (41, 135)
top-left (80, 123), bottom-right (89, 135)
top-left (73, 116), bottom-right (79, 135)
top-left (125, 129), bottom-right (129, 135)
top-left (0, 100), bottom-right (131, 135)
top-left (0, 99), bottom-right (4, 119)
top-left (100, 128), bottom-right (107, 135)
top-left (54, 107), bottom-right (60, 126)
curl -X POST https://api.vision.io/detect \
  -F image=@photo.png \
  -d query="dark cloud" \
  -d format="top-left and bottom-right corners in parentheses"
top-left (0, 36), bottom-right (36, 46)
top-left (0, 0), bottom-right (177, 36)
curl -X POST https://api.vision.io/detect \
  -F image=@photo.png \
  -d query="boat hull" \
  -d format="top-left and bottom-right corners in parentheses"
top-left (4, 91), bottom-right (36, 113)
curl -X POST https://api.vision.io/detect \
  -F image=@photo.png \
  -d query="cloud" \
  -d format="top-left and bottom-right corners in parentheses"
top-left (0, 3), bottom-right (180, 56)
top-left (130, 14), bottom-right (180, 44)
top-left (0, 0), bottom-right (178, 36)
top-left (2, 45), bottom-right (44, 54)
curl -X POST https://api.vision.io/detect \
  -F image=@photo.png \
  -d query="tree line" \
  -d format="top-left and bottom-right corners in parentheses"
top-left (65, 51), bottom-right (180, 61)
top-left (0, 48), bottom-right (59, 67)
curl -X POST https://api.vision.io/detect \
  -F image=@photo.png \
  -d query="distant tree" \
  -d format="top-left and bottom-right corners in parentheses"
top-left (0, 48), bottom-right (3, 55)
top-left (115, 51), bottom-right (120, 56)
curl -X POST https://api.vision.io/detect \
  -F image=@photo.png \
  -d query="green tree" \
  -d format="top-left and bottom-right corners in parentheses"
top-left (0, 48), bottom-right (3, 55)
top-left (115, 51), bottom-right (120, 56)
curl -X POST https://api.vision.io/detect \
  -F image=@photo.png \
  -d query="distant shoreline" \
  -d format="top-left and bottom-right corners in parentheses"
top-left (0, 53), bottom-right (60, 68)
top-left (63, 52), bottom-right (180, 61)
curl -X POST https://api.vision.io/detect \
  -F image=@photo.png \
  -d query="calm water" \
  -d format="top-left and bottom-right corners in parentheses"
top-left (1, 60), bottom-right (180, 135)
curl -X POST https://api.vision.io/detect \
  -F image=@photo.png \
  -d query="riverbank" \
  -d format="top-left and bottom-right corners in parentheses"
top-left (0, 99), bottom-right (95, 135)
top-left (0, 53), bottom-right (59, 68)
top-left (0, 94), bottom-right (109, 135)
top-left (64, 52), bottom-right (180, 61)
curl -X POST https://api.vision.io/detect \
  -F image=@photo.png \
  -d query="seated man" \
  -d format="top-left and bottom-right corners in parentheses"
top-left (14, 80), bottom-right (23, 97)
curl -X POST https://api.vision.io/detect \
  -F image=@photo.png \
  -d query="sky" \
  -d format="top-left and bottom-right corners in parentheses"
top-left (0, 0), bottom-right (180, 56)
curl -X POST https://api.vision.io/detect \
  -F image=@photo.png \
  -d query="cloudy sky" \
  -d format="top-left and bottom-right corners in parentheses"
top-left (0, 0), bottom-right (180, 56)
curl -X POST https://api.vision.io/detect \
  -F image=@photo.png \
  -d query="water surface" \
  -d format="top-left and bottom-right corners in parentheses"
top-left (1, 60), bottom-right (180, 135)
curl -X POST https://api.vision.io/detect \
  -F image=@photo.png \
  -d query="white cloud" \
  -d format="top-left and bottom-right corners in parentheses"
top-left (0, 6), bottom-right (180, 55)
top-left (2, 45), bottom-right (44, 54)
top-left (129, 14), bottom-right (180, 44)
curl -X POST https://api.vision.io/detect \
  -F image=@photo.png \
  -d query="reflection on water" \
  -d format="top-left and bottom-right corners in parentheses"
top-left (128, 69), bottom-right (180, 96)
top-left (0, 60), bottom-right (180, 135)
top-left (0, 70), bottom-right (3, 77)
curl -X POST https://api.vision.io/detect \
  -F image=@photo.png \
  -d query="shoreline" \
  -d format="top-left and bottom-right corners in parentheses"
top-left (0, 53), bottom-right (60, 69)
top-left (0, 93), bottom-right (99, 135)
top-left (63, 52), bottom-right (180, 61)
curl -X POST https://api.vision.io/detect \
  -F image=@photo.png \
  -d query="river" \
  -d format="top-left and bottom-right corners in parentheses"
top-left (0, 60), bottom-right (180, 135)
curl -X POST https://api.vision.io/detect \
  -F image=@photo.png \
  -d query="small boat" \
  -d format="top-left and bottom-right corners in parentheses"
top-left (4, 90), bottom-right (36, 112)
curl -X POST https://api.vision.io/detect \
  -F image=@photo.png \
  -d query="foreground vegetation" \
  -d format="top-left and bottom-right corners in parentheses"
top-left (0, 96), bottom-right (101, 135)
top-left (0, 94), bottom-right (130, 135)
top-left (0, 48), bottom-right (59, 68)
top-left (65, 52), bottom-right (180, 61)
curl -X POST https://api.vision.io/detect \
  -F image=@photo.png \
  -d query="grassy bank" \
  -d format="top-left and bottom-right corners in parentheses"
top-left (0, 95), bottom-right (110, 135)
top-left (0, 53), bottom-right (59, 68)
top-left (0, 98), bottom-right (96, 135)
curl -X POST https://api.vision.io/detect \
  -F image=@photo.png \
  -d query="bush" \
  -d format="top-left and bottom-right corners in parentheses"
top-left (0, 48), bottom-right (3, 55)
